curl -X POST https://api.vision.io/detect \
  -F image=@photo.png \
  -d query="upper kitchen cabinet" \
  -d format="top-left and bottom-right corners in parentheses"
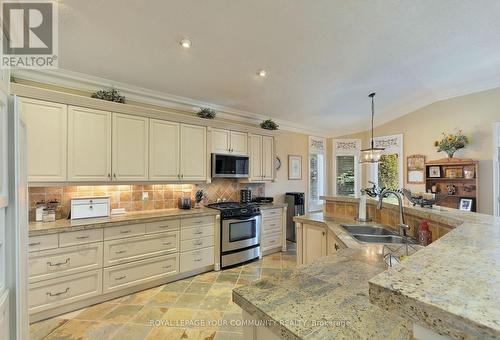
top-left (21, 98), bottom-right (68, 182)
top-left (149, 119), bottom-right (180, 181)
top-left (249, 134), bottom-right (274, 182)
top-left (68, 106), bottom-right (112, 182)
top-left (211, 128), bottom-right (247, 155)
top-left (112, 113), bottom-right (149, 181)
top-left (180, 124), bottom-right (207, 181)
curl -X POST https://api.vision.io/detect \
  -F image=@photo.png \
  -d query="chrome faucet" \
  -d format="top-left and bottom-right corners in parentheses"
top-left (377, 189), bottom-right (410, 237)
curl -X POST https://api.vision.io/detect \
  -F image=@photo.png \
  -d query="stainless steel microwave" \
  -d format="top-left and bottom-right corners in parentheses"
top-left (211, 154), bottom-right (249, 178)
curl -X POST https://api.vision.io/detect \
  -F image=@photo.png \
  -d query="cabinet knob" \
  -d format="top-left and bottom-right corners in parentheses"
top-left (108, 173), bottom-right (111, 179)
top-left (322, 231), bottom-right (325, 236)
top-left (334, 243), bottom-right (339, 251)
top-left (113, 173), bottom-right (117, 180)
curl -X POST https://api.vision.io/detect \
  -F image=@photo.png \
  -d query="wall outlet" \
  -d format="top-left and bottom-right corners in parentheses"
top-left (142, 192), bottom-right (149, 201)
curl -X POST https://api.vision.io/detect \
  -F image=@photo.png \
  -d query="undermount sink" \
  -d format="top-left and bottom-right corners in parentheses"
top-left (341, 224), bottom-right (397, 236)
top-left (340, 224), bottom-right (417, 244)
top-left (352, 234), bottom-right (417, 244)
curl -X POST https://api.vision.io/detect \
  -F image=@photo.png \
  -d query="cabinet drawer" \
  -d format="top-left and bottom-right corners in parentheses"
top-left (71, 203), bottom-right (109, 220)
top-left (262, 218), bottom-right (282, 234)
top-left (29, 243), bottom-right (103, 283)
top-left (180, 235), bottom-right (214, 252)
top-left (104, 223), bottom-right (145, 240)
top-left (180, 246), bottom-right (214, 273)
top-left (181, 225), bottom-right (214, 241)
top-left (103, 254), bottom-right (178, 293)
top-left (59, 229), bottom-right (103, 247)
top-left (103, 231), bottom-right (179, 267)
top-left (181, 215), bottom-right (213, 228)
top-left (146, 219), bottom-right (180, 234)
top-left (262, 208), bottom-right (281, 219)
top-left (29, 269), bottom-right (102, 314)
top-left (29, 234), bottom-right (58, 252)
top-left (262, 231), bottom-right (281, 250)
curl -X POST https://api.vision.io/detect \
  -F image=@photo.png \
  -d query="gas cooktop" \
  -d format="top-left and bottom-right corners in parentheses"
top-left (206, 202), bottom-right (260, 219)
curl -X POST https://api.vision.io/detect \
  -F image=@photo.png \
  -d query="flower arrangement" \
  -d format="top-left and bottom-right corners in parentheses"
top-left (197, 108), bottom-right (216, 119)
top-left (260, 119), bottom-right (279, 130)
top-left (91, 88), bottom-right (125, 103)
top-left (434, 130), bottom-right (469, 158)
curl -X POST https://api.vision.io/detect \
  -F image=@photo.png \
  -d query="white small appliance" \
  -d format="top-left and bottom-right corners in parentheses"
top-left (71, 197), bottom-right (110, 220)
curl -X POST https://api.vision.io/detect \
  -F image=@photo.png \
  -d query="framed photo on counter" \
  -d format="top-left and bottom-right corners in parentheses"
top-left (428, 166), bottom-right (441, 178)
top-left (459, 198), bottom-right (473, 211)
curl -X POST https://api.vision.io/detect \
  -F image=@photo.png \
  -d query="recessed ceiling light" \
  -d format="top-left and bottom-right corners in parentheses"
top-left (257, 70), bottom-right (267, 78)
top-left (180, 38), bottom-right (192, 49)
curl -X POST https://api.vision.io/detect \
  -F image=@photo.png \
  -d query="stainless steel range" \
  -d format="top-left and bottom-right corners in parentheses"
top-left (207, 202), bottom-right (261, 268)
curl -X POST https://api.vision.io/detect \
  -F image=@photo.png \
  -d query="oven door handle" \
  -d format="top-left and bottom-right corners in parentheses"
top-left (226, 215), bottom-right (260, 222)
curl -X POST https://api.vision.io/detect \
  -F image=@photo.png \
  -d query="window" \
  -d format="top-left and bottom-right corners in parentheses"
top-left (370, 134), bottom-right (404, 191)
top-left (332, 139), bottom-right (361, 197)
top-left (309, 136), bottom-right (326, 212)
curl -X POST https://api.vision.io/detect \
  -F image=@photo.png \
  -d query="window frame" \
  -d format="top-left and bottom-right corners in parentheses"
top-left (332, 139), bottom-right (361, 198)
top-left (308, 136), bottom-right (326, 212)
top-left (369, 134), bottom-right (404, 190)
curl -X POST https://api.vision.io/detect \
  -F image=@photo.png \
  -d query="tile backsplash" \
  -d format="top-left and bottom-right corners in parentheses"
top-left (28, 179), bottom-right (265, 221)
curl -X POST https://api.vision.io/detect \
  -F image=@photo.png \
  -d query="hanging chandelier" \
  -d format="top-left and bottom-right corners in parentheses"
top-left (360, 92), bottom-right (384, 163)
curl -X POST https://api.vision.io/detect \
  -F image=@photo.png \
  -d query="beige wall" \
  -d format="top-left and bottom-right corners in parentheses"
top-left (332, 87), bottom-right (500, 215)
top-left (266, 131), bottom-right (309, 208)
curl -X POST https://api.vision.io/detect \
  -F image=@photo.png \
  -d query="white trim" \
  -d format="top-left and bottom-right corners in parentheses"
top-left (370, 134), bottom-right (404, 189)
top-left (12, 69), bottom-right (330, 137)
top-left (308, 136), bottom-right (327, 212)
top-left (332, 139), bottom-right (361, 197)
top-left (493, 123), bottom-right (500, 217)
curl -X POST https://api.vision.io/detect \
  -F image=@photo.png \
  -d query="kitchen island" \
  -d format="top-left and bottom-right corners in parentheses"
top-left (233, 196), bottom-right (500, 339)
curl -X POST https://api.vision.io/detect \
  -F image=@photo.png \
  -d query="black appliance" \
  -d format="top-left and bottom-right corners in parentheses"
top-left (211, 154), bottom-right (249, 178)
top-left (285, 192), bottom-right (305, 242)
top-left (240, 189), bottom-right (252, 204)
top-left (252, 197), bottom-right (274, 204)
top-left (207, 202), bottom-right (261, 268)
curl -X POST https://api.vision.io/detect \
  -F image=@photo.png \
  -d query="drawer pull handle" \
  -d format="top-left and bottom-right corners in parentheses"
top-left (47, 287), bottom-right (70, 297)
top-left (194, 240), bottom-right (203, 246)
top-left (269, 224), bottom-right (276, 227)
top-left (159, 225), bottom-right (169, 228)
top-left (194, 231), bottom-right (203, 235)
top-left (29, 242), bottom-right (41, 246)
top-left (120, 230), bottom-right (131, 234)
top-left (163, 242), bottom-right (172, 246)
top-left (194, 221), bottom-right (203, 224)
top-left (76, 235), bottom-right (90, 240)
top-left (115, 250), bottom-right (127, 254)
top-left (115, 275), bottom-right (127, 281)
top-left (47, 258), bottom-right (70, 266)
top-left (194, 258), bottom-right (202, 262)
top-left (270, 240), bottom-right (276, 244)
top-left (163, 265), bottom-right (172, 269)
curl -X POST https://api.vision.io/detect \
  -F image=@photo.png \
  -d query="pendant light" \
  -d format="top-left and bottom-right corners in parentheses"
top-left (360, 92), bottom-right (384, 163)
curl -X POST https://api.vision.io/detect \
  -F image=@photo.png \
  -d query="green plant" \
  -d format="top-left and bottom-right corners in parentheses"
top-left (260, 119), bottom-right (279, 130)
top-left (197, 108), bottom-right (216, 119)
top-left (91, 88), bottom-right (125, 103)
top-left (434, 130), bottom-right (469, 158)
top-left (378, 154), bottom-right (399, 190)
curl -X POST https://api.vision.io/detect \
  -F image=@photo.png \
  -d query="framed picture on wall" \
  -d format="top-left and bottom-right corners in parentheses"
top-left (407, 154), bottom-right (425, 184)
top-left (288, 155), bottom-right (302, 180)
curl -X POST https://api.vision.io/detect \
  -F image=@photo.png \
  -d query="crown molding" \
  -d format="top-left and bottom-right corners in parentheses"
top-left (12, 69), bottom-right (330, 138)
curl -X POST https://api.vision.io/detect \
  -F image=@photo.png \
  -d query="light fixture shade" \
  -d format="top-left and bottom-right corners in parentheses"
top-left (360, 147), bottom-right (384, 163)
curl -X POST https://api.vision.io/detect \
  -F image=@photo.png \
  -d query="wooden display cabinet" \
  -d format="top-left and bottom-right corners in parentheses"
top-left (425, 158), bottom-right (479, 212)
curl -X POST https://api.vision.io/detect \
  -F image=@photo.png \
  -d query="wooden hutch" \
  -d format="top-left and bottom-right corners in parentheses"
top-left (425, 158), bottom-right (479, 212)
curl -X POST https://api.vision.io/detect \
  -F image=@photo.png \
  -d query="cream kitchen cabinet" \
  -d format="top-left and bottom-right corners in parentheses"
top-left (149, 119), bottom-right (180, 181)
top-left (67, 106), bottom-right (112, 181)
top-left (249, 134), bottom-right (274, 182)
top-left (180, 124), bottom-right (207, 181)
top-left (21, 98), bottom-right (68, 182)
top-left (302, 223), bottom-right (327, 265)
top-left (112, 113), bottom-right (149, 181)
top-left (212, 129), bottom-right (247, 155)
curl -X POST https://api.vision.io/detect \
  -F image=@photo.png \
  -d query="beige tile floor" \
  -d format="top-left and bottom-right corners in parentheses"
top-left (30, 242), bottom-right (297, 340)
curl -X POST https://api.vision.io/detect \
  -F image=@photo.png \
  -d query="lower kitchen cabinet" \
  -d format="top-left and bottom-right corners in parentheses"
top-left (302, 224), bottom-right (327, 265)
top-left (180, 246), bottom-right (215, 272)
top-left (29, 269), bottom-right (102, 314)
top-left (103, 254), bottom-right (178, 293)
top-left (261, 208), bottom-right (285, 255)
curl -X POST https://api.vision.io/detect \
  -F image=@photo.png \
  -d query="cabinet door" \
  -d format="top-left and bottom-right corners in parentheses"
top-left (112, 113), bottom-right (149, 181)
top-left (303, 224), bottom-right (327, 265)
top-left (212, 129), bottom-right (230, 154)
top-left (262, 136), bottom-right (274, 181)
top-left (249, 134), bottom-right (263, 181)
top-left (21, 98), bottom-right (67, 182)
top-left (149, 119), bottom-right (180, 180)
top-left (180, 124), bottom-right (206, 181)
top-left (68, 106), bottom-right (111, 181)
top-left (230, 131), bottom-right (248, 155)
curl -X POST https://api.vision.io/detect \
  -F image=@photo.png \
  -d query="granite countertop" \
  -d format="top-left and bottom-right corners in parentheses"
top-left (321, 196), bottom-right (500, 339)
top-left (29, 207), bottom-right (219, 236)
top-left (233, 247), bottom-right (412, 339)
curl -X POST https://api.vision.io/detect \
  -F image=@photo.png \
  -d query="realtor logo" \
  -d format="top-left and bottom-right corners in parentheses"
top-left (1, 0), bottom-right (58, 68)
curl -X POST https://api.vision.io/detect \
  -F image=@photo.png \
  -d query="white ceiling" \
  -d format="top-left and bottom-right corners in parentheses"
top-left (50, 0), bottom-right (500, 135)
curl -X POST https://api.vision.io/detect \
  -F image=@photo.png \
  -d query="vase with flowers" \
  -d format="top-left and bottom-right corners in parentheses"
top-left (434, 130), bottom-right (469, 158)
